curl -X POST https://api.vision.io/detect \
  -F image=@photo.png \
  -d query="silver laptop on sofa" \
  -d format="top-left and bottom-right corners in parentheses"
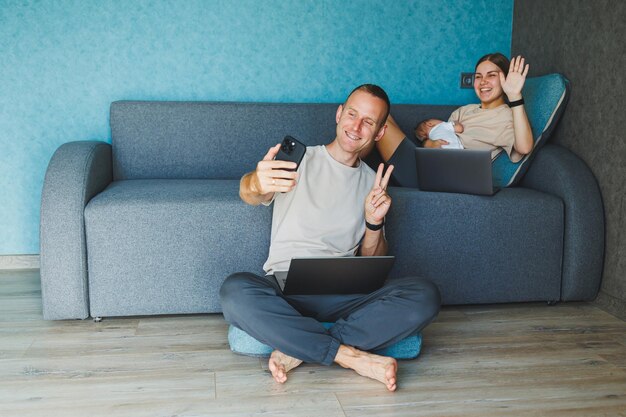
top-left (415, 148), bottom-right (499, 195)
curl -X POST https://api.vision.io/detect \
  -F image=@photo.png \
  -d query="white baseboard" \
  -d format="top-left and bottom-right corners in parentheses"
top-left (0, 254), bottom-right (40, 270)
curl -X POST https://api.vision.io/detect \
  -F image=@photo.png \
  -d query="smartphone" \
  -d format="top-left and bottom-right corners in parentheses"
top-left (275, 135), bottom-right (306, 171)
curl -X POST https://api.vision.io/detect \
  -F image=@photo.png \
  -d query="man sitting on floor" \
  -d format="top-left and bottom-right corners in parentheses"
top-left (219, 84), bottom-right (441, 391)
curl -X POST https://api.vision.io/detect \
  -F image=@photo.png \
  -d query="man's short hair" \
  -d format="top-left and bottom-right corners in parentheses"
top-left (346, 84), bottom-right (390, 126)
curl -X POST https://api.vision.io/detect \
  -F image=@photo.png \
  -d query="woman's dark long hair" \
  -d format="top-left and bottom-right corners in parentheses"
top-left (475, 52), bottom-right (510, 75)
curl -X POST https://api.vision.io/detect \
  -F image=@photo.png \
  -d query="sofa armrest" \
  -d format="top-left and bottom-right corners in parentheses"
top-left (520, 144), bottom-right (604, 301)
top-left (40, 141), bottom-right (112, 319)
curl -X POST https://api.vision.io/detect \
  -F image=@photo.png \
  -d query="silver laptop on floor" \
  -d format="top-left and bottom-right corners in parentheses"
top-left (273, 256), bottom-right (395, 295)
top-left (414, 148), bottom-right (499, 195)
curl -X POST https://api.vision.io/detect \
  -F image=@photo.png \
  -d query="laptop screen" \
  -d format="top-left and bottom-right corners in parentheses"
top-left (280, 256), bottom-right (395, 295)
top-left (415, 148), bottom-right (497, 195)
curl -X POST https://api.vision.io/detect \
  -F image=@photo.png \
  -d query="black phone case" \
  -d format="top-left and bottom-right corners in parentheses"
top-left (275, 135), bottom-right (306, 171)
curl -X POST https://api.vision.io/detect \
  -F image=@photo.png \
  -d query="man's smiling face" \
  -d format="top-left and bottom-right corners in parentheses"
top-left (334, 90), bottom-right (388, 159)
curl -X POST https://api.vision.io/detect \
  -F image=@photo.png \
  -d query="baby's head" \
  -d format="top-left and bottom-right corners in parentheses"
top-left (414, 118), bottom-right (444, 141)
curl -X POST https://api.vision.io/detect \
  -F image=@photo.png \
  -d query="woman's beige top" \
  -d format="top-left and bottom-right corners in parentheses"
top-left (449, 103), bottom-right (523, 162)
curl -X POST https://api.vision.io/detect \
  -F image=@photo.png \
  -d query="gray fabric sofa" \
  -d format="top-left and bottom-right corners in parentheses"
top-left (40, 100), bottom-right (604, 320)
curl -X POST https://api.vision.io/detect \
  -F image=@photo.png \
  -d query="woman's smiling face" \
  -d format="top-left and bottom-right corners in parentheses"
top-left (474, 60), bottom-right (505, 108)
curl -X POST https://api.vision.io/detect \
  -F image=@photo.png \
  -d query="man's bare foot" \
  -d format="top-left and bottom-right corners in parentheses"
top-left (268, 350), bottom-right (303, 384)
top-left (334, 345), bottom-right (398, 391)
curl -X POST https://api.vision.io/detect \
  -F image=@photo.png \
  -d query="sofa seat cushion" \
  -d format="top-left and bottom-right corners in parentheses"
top-left (386, 186), bottom-right (564, 305)
top-left (84, 179), bottom-right (272, 317)
top-left (228, 324), bottom-right (422, 360)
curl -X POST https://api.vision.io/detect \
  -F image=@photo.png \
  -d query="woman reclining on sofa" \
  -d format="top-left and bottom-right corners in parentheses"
top-left (375, 53), bottom-right (533, 188)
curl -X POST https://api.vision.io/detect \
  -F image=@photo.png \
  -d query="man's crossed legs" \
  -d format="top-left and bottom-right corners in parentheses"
top-left (219, 272), bottom-right (440, 391)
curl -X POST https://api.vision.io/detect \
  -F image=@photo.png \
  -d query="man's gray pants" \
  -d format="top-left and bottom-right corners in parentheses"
top-left (219, 273), bottom-right (441, 365)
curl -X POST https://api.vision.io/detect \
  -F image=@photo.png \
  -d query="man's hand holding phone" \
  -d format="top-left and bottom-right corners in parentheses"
top-left (241, 136), bottom-right (305, 205)
top-left (252, 143), bottom-right (299, 196)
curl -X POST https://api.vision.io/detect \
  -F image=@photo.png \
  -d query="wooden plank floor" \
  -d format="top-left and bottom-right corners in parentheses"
top-left (1, 270), bottom-right (625, 417)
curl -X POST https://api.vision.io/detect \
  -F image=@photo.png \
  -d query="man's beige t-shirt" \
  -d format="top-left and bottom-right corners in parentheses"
top-left (449, 103), bottom-right (523, 162)
top-left (263, 145), bottom-right (375, 275)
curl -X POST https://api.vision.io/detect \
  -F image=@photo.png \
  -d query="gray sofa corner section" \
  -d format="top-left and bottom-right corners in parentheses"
top-left (37, 100), bottom-right (606, 320)
top-left (520, 144), bottom-right (605, 301)
top-left (40, 141), bottom-right (113, 320)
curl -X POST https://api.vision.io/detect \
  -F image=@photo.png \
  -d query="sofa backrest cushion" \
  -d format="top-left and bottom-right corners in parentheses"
top-left (492, 73), bottom-right (570, 187)
top-left (110, 102), bottom-right (335, 180)
top-left (110, 101), bottom-right (458, 181)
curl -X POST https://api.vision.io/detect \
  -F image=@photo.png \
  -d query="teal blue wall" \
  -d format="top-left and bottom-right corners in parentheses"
top-left (0, 0), bottom-right (513, 254)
